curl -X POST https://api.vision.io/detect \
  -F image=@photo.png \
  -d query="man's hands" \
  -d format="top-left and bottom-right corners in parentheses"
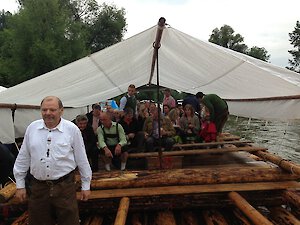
top-left (80, 190), bottom-right (91, 201)
top-left (104, 147), bottom-right (113, 158)
top-left (15, 188), bottom-right (27, 202)
top-left (104, 144), bottom-right (122, 157)
top-left (114, 144), bottom-right (122, 156)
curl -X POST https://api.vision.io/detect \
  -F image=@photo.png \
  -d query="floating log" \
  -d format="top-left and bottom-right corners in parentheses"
top-left (128, 146), bottom-right (267, 158)
top-left (269, 206), bottom-right (300, 225)
top-left (114, 197), bottom-right (130, 225)
top-left (154, 211), bottom-right (176, 225)
top-left (228, 192), bottom-right (273, 225)
top-left (84, 181), bottom-right (300, 200)
top-left (181, 211), bottom-right (199, 225)
top-left (0, 182), bottom-right (16, 203)
top-left (202, 209), bottom-right (228, 225)
top-left (90, 168), bottom-right (300, 190)
top-left (252, 150), bottom-right (300, 175)
top-left (282, 190), bottom-right (300, 209)
top-left (11, 211), bottom-right (29, 225)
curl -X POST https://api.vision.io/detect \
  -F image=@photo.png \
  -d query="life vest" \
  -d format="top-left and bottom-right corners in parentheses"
top-left (125, 95), bottom-right (137, 114)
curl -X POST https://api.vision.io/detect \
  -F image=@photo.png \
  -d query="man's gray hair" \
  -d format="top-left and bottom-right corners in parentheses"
top-left (75, 114), bottom-right (88, 123)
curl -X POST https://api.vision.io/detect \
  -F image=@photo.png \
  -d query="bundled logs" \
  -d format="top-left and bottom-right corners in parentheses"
top-left (232, 209), bottom-right (252, 225)
top-left (11, 211), bottom-right (29, 225)
top-left (83, 215), bottom-right (103, 225)
top-left (0, 182), bottom-right (16, 203)
top-left (228, 192), bottom-right (273, 225)
top-left (180, 211), bottom-right (199, 225)
top-left (131, 213), bottom-right (142, 225)
top-left (282, 190), bottom-right (300, 209)
top-left (202, 210), bottom-right (228, 225)
top-left (269, 206), bottom-right (300, 225)
top-left (90, 167), bottom-right (300, 190)
top-left (154, 211), bottom-right (176, 225)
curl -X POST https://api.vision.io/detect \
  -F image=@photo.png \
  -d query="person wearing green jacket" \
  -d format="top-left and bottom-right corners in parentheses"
top-left (196, 92), bottom-right (229, 139)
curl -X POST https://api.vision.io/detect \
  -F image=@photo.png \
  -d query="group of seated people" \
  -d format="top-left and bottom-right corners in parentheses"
top-left (73, 85), bottom-right (229, 172)
top-left (74, 102), bottom-right (219, 172)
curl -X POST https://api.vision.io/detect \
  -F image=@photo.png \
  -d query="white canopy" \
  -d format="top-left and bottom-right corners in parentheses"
top-left (1, 22), bottom-right (300, 143)
top-left (0, 86), bottom-right (6, 92)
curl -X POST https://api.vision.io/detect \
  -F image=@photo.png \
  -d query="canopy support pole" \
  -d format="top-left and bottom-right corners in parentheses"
top-left (148, 17), bottom-right (166, 85)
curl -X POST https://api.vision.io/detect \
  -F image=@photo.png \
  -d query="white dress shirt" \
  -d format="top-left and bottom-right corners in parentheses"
top-left (13, 118), bottom-right (92, 190)
top-left (119, 95), bottom-right (129, 111)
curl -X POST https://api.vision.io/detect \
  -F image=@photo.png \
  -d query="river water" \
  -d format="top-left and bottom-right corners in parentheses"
top-left (224, 116), bottom-right (300, 164)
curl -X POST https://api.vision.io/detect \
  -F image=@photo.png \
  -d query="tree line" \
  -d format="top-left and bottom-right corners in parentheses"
top-left (0, 0), bottom-right (126, 87)
top-left (0, 0), bottom-right (299, 88)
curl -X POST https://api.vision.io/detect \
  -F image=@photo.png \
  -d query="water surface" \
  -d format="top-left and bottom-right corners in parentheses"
top-left (224, 116), bottom-right (300, 164)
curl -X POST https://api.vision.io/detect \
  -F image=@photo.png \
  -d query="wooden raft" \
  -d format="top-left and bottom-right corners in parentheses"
top-left (9, 134), bottom-right (300, 225)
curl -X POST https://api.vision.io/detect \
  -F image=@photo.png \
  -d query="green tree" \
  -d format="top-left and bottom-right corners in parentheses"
top-left (209, 24), bottom-right (270, 62)
top-left (62, 1), bottom-right (127, 53)
top-left (209, 25), bottom-right (248, 53)
top-left (86, 3), bottom-right (127, 53)
top-left (287, 21), bottom-right (300, 73)
top-left (0, 0), bottom-right (127, 87)
top-left (4, 0), bottom-right (89, 85)
top-left (247, 46), bottom-right (270, 62)
top-left (0, 10), bottom-right (12, 31)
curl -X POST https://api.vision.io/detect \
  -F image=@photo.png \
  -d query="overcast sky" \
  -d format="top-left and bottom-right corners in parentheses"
top-left (1, 0), bottom-right (299, 68)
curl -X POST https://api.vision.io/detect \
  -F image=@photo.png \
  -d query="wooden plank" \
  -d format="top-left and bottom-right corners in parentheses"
top-left (228, 192), bottom-right (273, 225)
top-left (79, 181), bottom-right (300, 200)
top-left (128, 146), bottom-right (267, 158)
top-left (173, 140), bottom-right (253, 149)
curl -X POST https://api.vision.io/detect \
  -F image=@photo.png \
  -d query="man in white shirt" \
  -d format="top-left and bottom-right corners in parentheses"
top-left (13, 96), bottom-right (92, 225)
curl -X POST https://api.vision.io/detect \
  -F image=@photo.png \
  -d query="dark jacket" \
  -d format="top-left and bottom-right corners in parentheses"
top-left (86, 111), bottom-right (101, 127)
top-left (81, 125), bottom-right (98, 153)
top-left (119, 117), bottom-right (141, 135)
top-left (182, 95), bottom-right (200, 113)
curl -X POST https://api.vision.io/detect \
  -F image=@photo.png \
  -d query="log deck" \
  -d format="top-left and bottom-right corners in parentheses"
top-left (6, 134), bottom-right (300, 224)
